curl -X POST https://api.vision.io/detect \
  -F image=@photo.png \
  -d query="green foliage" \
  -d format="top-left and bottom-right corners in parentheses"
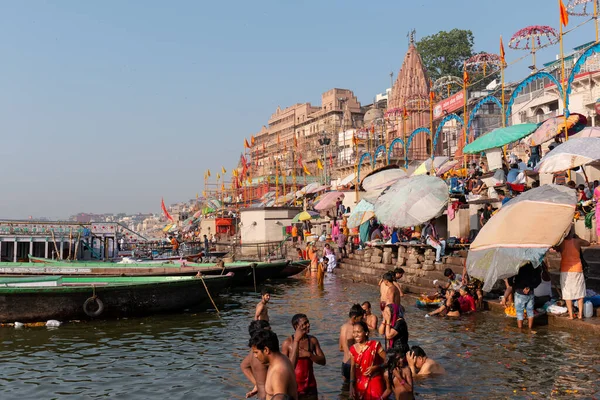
top-left (416, 29), bottom-right (475, 83)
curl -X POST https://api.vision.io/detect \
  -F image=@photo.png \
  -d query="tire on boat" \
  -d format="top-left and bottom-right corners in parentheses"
top-left (83, 296), bottom-right (104, 317)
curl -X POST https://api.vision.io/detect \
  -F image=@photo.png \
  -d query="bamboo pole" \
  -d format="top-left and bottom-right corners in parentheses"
top-left (69, 228), bottom-right (73, 261)
top-left (74, 231), bottom-right (81, 261)
top-left (430, 94), bottom-right (435, 175)
top-left (596, 0), bottom-right (599, 43)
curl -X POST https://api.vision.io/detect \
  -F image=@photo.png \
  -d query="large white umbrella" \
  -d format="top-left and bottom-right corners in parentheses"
top-left (412, 156), bottom-right (450, 176)
top-left (536, 137), bottom-right (600, 173)
top-left (374, 175), bottom-right (449, 228)
top-left (362, 168), bottom-right (407, 191)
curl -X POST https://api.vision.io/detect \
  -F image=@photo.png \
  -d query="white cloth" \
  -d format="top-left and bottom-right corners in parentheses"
top-left (547, 304), bottom-right (568, 314)
top-left (560, 271), bottom-right (586, 300)
top-left (326, 254), bottom-right (337, 272)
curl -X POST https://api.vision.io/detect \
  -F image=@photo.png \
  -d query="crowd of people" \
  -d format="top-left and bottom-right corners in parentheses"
top-left (241, 269), bottom-right (446, 400)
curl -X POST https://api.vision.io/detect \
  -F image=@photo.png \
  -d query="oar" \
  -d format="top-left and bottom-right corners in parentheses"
top-left (197, 273), bottom-right (221, 318)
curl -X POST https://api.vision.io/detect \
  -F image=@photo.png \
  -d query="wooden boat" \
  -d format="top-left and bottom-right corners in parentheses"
top-left (28, 252), bottom-right (220, 264)
top-left (0, 274), bottom-right (233, 323)
top-left (270, 259), bottom-right (309, 279)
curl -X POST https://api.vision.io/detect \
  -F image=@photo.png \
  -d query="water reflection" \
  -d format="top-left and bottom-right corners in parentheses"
top-left (0, 274), bottom-right (598, 399)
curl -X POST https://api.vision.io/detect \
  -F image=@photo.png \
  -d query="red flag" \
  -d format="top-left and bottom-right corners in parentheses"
top-left (559, 0), bottom-right (569, 27)
top-left (429, 91), bottom-right (435, 102)
top-left (499, 36), bottom-right (506, 65)
top-left (298, 155), bottom-right (303, 166)
top-left (161, 198), bottom-right (174, 222)
top-left (370, 125), bottom-right (375, 134)
top-left (329, 152), bottom-right (333, 168)
top-left (402, 108), bottom-right (408, 119)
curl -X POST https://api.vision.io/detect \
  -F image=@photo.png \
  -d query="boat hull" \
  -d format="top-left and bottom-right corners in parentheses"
top-left (0, 275), bottom-right (232, 323)
top-left (270, 260), bottom-right (308, 279)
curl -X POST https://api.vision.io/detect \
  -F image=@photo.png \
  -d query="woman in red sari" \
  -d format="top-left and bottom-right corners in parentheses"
top-left (349, 321), bottom-right (386, 400)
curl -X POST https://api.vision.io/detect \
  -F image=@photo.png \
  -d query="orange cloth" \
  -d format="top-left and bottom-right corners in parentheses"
top-left (291, 226), bottom-right (298, 238)
top-left (560, 239), bottom-right (582, 273)
top-left (171, 238), bottom-right (179, 251)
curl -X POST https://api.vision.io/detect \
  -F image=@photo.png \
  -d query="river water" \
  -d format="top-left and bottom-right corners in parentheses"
top-left (1, 273), bottom-right (599, 399)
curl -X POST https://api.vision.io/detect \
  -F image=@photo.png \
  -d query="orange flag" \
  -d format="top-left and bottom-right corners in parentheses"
top-left (251, 135), bottom-right (255, 146)
top-left (429, 91), bottom-right (435, 102)
top-left (500, 36), bottom-right (506, 65)
top-left (277, 133), bottom-right (280, 146)
top-left (559, 0), bottom-right (569, 27)
top-left (402, 108), bottom-right (408, 120)
top-left (294, 135), bottom-right (298, 148)
top-left (161, 198), bottom-right (174, 222)
top-left (303, 163), bottom-right (311, 176)
top-left (244, 138), bottom-right (250, 148)
top-left (463, 69), bottom-right (469, 85)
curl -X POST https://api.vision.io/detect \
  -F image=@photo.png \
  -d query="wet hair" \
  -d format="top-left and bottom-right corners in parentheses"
top-left (443, 268), bottom-right (454, 277)
top-left (385, 345), bottom-right (409, 390)
top-left (382, 271), bottom-right (395, 282)
top-left (578, 184), bottom-right (585, 190)
top-left (532, 180), bottom-right (540, 188)
top-left (260, 288), bottom-right (270, 296)
top-left (248, 329), bottom-right (279, 352)
top-left (510, 164), bottom-right (518, 169)
top-left (349, 303), bottom-right (365, 319)
top-left (353, 320), bottom-right (369, 337)
top-left (410, 345), bottom-right (427, 358)
top-left (248, 320), bottom-right (270, 336)
top-left (393, 267), bottom-right (405, 275)
top-left (291, 313), bottom-right (308, 329)
top-left (362, 301), bottom-right (371, 309)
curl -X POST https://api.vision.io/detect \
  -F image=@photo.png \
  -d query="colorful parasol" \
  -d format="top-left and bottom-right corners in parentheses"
top-left (567, 0), bottom-right (599, 16)
top-left (463, 123), bottom-right (538, 154)
top-left (525, 114), bottom-right (587, 146)
top-left (572, 126), bottom-right (600, 138)
top-left (314, 191), bottom-right (345, 211)
top-left (535, 137), bottom-right (600, 173)
top-left (347, 199), bottom-right (375, 229)
top-left (412, 157), bottom-right (450, 176)
top-left (374, 175), bottom-right (449, 228)
top-left (436, 160), bottom-right (459, 177)
top-left (361, 167), bottom-right (407, 190)
top-left (464, 53), bottom-right (502, 76)
top-left (467, 185), bottom-right (576, 292)
top-left (509, 26), bottom-right (559, 70)
top-left (292, 210), bottom-right (320, 223)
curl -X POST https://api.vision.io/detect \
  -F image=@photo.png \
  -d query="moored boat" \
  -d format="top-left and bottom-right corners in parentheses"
top-left (270, 259), bottom-right (309, 279)
top-left (0, 274), bottom-right (233, 323)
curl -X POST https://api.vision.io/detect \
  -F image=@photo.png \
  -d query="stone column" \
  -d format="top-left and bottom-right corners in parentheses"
top-left (29, 240), bottom-right (34, 258)
top-left (60, 240), bottom-right (64, 260)
top-left (45, 240), bottom-right (49, 258)
top-left (13, 240), bottom-right (17, 262)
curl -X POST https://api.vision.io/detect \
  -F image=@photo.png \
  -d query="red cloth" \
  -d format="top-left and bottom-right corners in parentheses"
top-left (458, 294), bottom-right (476, 313)
top-left (506, 182), bottom-right (525, 193)
top-left (349, 341), bottom-right (386, 400)
top-left (294, 337), bottom-right (318, 395)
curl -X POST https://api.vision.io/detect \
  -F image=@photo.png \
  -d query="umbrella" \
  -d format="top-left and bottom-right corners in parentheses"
top-left (571, 126), bottom-right (600, 139)
top-left (463, 123), bottom-right (538, 154)
top-left (535, 137), bottom-right (600, 173)
top-left (524, 114), bottom-right (587, 146)
top-left (347, 199), bottom-right (375, 228)
top-left (292, 210), bottom-right (320, 223)
top-left (466, 185), bottom-right (576, 292)
top-left (412, 157), bottom-right (450, 176)
top-left (374, 175), bottom-right (449, 228)
top-left (337, 172), bottom-right (356, 188)
top-left (193, 210), bottom-right (202, 219)
top-left (296, 182), bottom-right (321, 198)
top-left (361, 167), bottom-right (407, 190)
top-left (436, 160), bottom-right (459, 177)
top-left (314, 191), bottom-right (345, 211)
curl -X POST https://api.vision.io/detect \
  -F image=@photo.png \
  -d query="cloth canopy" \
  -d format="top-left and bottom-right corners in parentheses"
top-left (463, 123), bottom-right (538, 154)
top-left (412, 157), bottom-right (450, 176)
top-left (314, 192), bottom-right (345, 211)
top-left (536, 137), bottom-right (600, 173)
top-left (347, 199), bottom-right (375, 228)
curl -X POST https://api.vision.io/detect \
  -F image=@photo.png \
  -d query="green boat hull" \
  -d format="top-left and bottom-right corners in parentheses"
top-left (0, 275), bottom-right (232, 323)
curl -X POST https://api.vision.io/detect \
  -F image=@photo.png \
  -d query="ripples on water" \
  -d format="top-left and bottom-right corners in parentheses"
top-left (0, 274), bottom-right (599, 399)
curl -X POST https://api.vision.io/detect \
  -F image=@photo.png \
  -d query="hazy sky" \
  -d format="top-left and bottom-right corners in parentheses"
top-left (0, 1), bottom-right (594, 219)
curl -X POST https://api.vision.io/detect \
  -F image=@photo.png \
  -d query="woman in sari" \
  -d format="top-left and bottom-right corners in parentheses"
top-left (349, 321), bottom-right (386, 400)
top-left (307, 242), bottom-right (318, 273)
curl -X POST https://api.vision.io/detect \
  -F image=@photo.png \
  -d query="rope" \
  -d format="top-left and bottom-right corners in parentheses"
top-left (198, 273), bottom-right (221, 317)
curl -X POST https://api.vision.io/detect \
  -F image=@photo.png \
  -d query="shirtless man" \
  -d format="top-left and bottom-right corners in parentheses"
top-left (406, 346), bottom-right (446, 376)
top-left (255, 289), bottom-right (270, 321)
top-left (249, 329), bottom-right (298, 400)
top-left (241, 320), bottom-right (271, 399)
top-left (379, 272), bottom-right (401, 311)
top-left (281, 314), bottom-right (326, 400)
top-left (393, 268), bottom-right (406, 303)
top-left (339, 304), bottom-right (365, 381)
top-left (361, 301), bottom-right (378, 331)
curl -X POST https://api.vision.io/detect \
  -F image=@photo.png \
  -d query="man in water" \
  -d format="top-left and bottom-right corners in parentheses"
top-left (339, 304), bottom-right (365, 381)
top-left (241, 320), bottom-right (271, 399)
top-left (393, 268), bottom-right (405, 304)
top-left (379, 272), bottom-right (401, 311)
top-left (406, 346), bottom-right (446, 376)
top-left (282, 314), bottom-right (326, 400)
top-left (249, 329), bottom-right (298, 400)
top-left (255, 288), bottom-right (270, 321)
top-left (361, 301), bottom-right (378, 331)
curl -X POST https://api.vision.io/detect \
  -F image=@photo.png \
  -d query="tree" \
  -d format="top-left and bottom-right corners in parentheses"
top-left (416, 29), bottom-right (475, 83)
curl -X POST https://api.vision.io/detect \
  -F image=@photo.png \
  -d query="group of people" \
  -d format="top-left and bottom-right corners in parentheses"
top-left (242, 269), bottom-right (445, 400)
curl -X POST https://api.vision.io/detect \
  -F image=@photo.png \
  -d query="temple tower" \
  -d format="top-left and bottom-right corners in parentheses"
top-left (387, 31), bottom-right (431, 162)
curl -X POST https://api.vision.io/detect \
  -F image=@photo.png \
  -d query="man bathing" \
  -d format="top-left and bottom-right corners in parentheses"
top-left (255, 288), bottom-right (270, 321)
top-left (241, 320), bottom-right (271, 399)
top-left (406, 346), bottom-right (446, 376)
top-left (361, 301), bottom-right (378, 331)
top-left (282, 314), bottom-right (326, 400)
top-left (379, 272), bottom-right (401, 311)
top-left (249, 329), bottom-right (298, 400)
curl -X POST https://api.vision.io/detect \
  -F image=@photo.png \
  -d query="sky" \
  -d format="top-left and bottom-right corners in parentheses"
top-left (0, 0), bottom-right (595, 219)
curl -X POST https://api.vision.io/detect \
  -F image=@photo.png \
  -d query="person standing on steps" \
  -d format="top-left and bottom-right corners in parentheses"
top-left (423, 219), bottom-right (446, 263)
top-left (556, 229), bottom-right (590, 320)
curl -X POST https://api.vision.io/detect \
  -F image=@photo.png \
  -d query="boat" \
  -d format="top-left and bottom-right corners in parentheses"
top-left (270, 259), bottom-right (309, 279)
top-left (416, 298), bottom-right (443, 307)
top-left (0, 274), bottom-right (233, 323)
top-left (28, 252), bottom-right (221, 264)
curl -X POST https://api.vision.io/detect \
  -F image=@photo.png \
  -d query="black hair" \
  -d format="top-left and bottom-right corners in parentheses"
top-left (495, 189), bottom-right (505, 197)
top-left (385, 345), bottom-right (409, 390)
top-left (443, 268), bottom-right (453, 277)
top-left (382, 271), bottom-right (395, 282)
top-left (349, 303), bottom-right (365, 318)
top-left (410, 345), bottom-right (426, 358)
top-left (362, 301), bottom-right (371, 309)
top-left (393, 268), bottom-right (405, 275)
top-left (291, 313), bottom-right (308, 329)
top-left (353, 321), bottom-right (369, 337)
top-left (261, 288), bottom-right (270, 296)
top-left (248, 329), bottom-right (279, 353)
top-left (248, 320), bottom-right (270, 336)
